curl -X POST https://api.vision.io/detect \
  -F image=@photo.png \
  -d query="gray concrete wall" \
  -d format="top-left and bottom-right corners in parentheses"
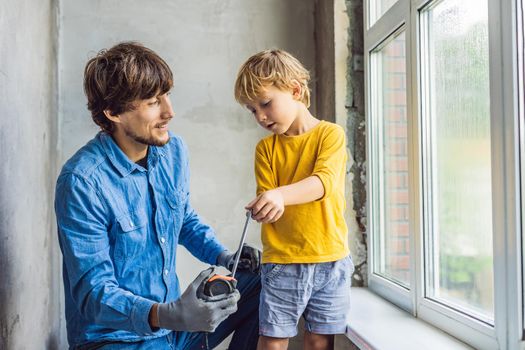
top-left (59, 0), bottom-right (316, 288)
top-left (0, 1), bottom-right (64, 349)
top-left (345, 0), bottom-right (367, 286)
top-left (315, 0), bottom-right (336, 122)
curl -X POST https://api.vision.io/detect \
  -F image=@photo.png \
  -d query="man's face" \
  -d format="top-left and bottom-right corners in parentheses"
top-left (117, 92), bottom-right (174, 147)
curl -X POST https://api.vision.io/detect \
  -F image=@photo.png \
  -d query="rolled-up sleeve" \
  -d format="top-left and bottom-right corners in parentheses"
top-left (254, 140), bottom-right (278, 196)
top-left (312, 126), bottom-right (347, 200)
top-left (55, 174), bottom-right (156, 336)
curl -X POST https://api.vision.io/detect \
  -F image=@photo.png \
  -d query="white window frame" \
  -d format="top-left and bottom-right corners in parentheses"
top-left (364, 0), bottom-right (523, 348)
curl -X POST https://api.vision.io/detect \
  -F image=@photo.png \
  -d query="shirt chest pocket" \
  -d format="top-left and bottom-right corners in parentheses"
top-left (164, 190), bottom-right (187, 234)
top-left (113, 210), bottom-right (148, 261)
top-left (166, 190), bottom-right (187, 213)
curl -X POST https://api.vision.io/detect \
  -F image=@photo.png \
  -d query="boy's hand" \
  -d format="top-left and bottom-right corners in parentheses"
top-left (246, 189), bottom-right (284, 223)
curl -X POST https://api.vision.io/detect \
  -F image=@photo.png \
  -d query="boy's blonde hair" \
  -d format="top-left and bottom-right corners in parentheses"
top-left (234, 49), bottom-right (311, 108)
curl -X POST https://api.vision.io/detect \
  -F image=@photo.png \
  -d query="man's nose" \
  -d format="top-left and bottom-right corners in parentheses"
top-left (161, 95), bottom-right (175, 118)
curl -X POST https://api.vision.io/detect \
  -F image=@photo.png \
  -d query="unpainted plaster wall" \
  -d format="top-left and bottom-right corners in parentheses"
top-left (0, 0), bottom-right (64, 349)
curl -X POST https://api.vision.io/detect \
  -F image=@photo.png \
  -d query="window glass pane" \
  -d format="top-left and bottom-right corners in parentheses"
top-left (369, 0), bottom-right (398, 26)
top-left (422, 0), bottom-right (493, 321)
top-left (372, 31), bottom-right (410, 287)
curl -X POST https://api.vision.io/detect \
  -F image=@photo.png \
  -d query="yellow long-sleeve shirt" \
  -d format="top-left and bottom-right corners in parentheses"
top-left (255, 120), bottom-right (349, 263)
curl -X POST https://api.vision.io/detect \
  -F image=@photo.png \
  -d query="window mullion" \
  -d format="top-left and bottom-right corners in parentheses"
top-left (407, 0), bottom-right (421, 317)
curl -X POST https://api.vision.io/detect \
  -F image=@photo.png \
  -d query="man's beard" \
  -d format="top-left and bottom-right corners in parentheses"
top-left (124, 127), bottom-right (169, 147)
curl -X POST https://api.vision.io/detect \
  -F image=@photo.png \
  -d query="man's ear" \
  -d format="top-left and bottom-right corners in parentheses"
top-left (103, 110), bottom-right (121, 124)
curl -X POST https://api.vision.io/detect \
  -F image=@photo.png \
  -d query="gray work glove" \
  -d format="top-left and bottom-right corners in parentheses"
top-left (157, 267), bottom-right (240, 332)
top-left (217, 244), bottom-right (261, 274)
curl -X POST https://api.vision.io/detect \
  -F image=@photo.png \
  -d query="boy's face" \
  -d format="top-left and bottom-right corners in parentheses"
top-left (245, 85), bottom-right (301, 135)
top-left (113, 92), bottom-right (174, 147)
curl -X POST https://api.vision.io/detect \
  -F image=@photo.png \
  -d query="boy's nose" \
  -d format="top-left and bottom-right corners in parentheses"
top-left (255, 111), bottom-right (267, 123)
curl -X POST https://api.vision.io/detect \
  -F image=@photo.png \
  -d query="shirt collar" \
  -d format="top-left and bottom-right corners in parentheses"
top-left (99, 132), bottom-right (167, 177)
top-left (99, 132), bottom-right (137, 177)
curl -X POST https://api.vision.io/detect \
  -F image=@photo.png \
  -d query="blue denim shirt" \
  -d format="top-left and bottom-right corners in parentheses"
top-left (55, 132), bottom-right (225, 347)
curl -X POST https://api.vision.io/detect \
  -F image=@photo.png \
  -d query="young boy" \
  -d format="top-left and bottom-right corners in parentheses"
top-left (234, 49), bottom-right (354, 350)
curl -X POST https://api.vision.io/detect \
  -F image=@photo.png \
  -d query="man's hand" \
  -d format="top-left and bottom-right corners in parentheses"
top-left (217, 245), bottom-right (261, 274)
top-left (156, 267), bottom-right (240, 332)
top-left (245, 189), bottom-right (284, 223)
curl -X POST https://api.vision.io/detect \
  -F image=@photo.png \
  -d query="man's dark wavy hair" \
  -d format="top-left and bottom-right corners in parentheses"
top-left (83, 41), bottom-right (173, 133)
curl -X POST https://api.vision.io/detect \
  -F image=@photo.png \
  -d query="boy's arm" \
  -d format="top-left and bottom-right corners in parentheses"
top-left (248, 126), bottom-right (346, 223)
top-left (247, 141), bottom-right (283, 223)
top-left (276, 175), bottom-right (324, 205)
top-left (311, 125), bottom-right (347, 200)
top-left (254, 140), bottom-right (277, 194)
top-left (247, 176), bottom-right (324, 222)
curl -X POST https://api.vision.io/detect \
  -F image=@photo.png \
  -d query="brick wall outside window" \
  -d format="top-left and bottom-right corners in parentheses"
top-left (381, 34), bottom-right (410, 284)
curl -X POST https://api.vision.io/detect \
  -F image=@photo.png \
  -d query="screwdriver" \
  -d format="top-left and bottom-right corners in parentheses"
top-left (202, 210), bottom-right (252, 297)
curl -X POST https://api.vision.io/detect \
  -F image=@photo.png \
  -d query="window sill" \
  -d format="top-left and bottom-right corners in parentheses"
top-left (346, 287), bottom-right (472, 349)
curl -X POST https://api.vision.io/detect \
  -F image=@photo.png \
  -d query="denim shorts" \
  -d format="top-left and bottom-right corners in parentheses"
top-left (259, 255), bottom-right (354, 338)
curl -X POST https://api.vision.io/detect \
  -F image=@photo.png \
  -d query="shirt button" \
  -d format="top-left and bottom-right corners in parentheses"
top-left (164, 269), bottom-right (169, 276)
top-left (160, 237), bottom-right (166, 244)
top-left (129, 221), bottom-right (134, 228)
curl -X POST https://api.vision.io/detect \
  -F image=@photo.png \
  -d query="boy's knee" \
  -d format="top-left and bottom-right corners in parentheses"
top-left (257, 335), bottom-right (289, 350)
top-left (303, 332), bottom-right (334, 350)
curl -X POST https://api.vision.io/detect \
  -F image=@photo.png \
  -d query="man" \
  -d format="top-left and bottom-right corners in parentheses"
top-left (55, 42), bottom-right (261, 350)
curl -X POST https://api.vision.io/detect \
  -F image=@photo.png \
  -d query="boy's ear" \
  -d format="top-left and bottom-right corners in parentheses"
top-left (103, 109), bottom-right (121, 124)
top-left (290, 79), bottom-right (302, 100)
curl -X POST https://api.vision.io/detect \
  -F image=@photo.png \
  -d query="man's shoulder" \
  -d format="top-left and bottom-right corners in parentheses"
top-left (59, 134), bottom-right (107, 181)
top-left (166, 132), bottom-right (185, 150)
top-left (161, 132), bottom-right (187, 161)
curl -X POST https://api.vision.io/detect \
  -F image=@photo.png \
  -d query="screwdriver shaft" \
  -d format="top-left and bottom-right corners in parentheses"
top-left (231, 211), bottom-right (251, 278)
